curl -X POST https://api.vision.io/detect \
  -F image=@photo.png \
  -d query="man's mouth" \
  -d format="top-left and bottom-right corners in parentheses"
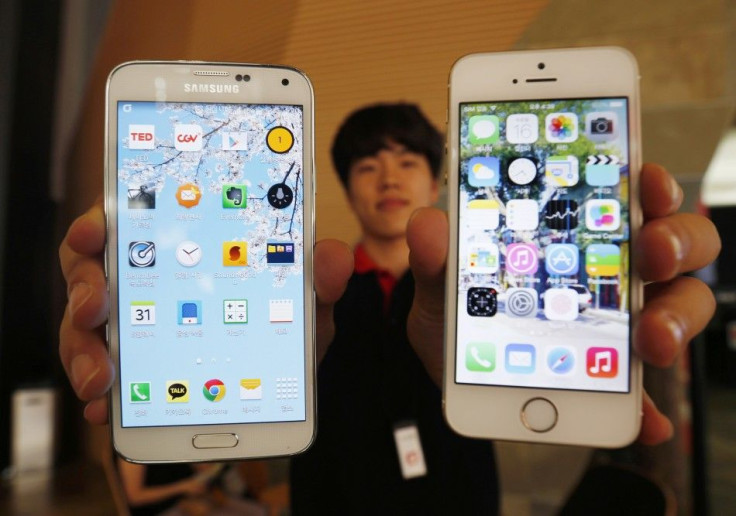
top-left (377, 198), bottom-right (409, 210)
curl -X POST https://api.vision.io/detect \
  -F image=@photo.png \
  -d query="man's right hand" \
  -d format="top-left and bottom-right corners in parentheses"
top-left (59, 198), bottom-right (353, 424)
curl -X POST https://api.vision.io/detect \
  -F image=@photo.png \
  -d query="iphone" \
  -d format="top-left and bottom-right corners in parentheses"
top-left (444, 47), bottom-right (643, 447)
top-left (105, 61), bottom-right (315, 462)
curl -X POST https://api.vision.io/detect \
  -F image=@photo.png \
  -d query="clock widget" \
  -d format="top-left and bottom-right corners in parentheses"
top-left (176, 241), bottom-right (202, 267)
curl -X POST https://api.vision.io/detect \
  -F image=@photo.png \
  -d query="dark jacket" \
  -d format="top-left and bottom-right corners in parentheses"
top-left (291, 271), bottom-right (498, 515)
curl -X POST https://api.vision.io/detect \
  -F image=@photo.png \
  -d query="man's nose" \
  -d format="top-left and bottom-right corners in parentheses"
top-left (379, 158), bottom-right (400, 187)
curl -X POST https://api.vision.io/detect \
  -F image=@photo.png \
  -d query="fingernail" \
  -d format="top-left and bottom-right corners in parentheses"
top-left (69, 283), bottom-right (92, 316)
top-left (663, 312), bottom-right (685, 348)
top-left (671, 176), bottom-right (684, 204)
top-left (71, 354), bottom-right (100, 394)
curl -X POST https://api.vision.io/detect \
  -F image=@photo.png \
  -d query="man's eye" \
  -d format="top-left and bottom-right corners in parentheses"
top-left (354, 162), bottom-right (377, 173)
top-left (400, 159), bottom-right (419, 168)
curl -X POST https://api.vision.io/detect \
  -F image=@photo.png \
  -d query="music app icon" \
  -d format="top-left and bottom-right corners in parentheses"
top-left (586, 347), bottom-right (618, 378)
top-left (506, 243), bottom-right (538, 275)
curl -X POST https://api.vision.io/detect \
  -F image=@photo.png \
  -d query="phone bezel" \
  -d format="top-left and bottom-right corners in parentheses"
top-left (105, 61), bottom-right (316, 462)
top-left (444, 47), bottom-right (643, 447)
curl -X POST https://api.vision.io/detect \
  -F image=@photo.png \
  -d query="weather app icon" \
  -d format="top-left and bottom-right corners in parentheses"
top-left (468, 156), bottom-right (500, 187)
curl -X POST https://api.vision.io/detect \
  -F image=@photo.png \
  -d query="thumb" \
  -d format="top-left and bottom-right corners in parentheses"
top-left (407, 207), bottom-right (449, 386)
top-left (314, 239), bottom-right (353, 364)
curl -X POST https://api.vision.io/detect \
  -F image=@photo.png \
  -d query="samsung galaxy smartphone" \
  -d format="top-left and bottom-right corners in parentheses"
top-left (105, 61), bottom-right (315, 462)
top-left (444, 47), bottom-right (642, 447)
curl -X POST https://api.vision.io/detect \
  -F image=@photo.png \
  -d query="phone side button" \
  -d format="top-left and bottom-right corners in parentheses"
top-left (520, 397), bottom-right (558, 433)
top-left (192, 433), bottom-right (239, 449)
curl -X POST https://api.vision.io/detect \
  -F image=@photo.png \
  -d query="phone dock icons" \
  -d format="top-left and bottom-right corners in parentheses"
top-left (129, 382), bottom-right (151, 403)
top-left (465, 342), bottom-right (496, 372)
top-left (275, 378), bottom-right (298, 400)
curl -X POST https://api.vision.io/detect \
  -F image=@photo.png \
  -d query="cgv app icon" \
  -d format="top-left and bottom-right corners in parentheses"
top-left (175, 124), bottom-right (203, 151)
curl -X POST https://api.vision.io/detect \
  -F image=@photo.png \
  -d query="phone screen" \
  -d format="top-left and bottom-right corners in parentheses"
top-left (455, 98), bottom-right (631, 393)
top-left (115, 101), bottom-right (307, 428)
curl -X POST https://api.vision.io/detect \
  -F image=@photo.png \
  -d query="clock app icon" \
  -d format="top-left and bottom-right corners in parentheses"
top-left (507, 157), bottom-right (537, 186)
top-left (176, 241), bottom-right (202, 267)
top-left (267, 183), bottom-right (294, 209)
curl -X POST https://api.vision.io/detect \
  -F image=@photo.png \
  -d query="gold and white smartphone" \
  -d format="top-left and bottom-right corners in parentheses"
top-left (444, 47), bottom-right (643, 447)
top-left (105, 61), bottom-right (315, 462)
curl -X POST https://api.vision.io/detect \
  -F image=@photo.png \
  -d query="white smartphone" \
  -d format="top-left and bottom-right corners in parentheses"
top-left (444, 47), bottom-right (643, 447)
top-left (105, 61), bottom-right (315, 462)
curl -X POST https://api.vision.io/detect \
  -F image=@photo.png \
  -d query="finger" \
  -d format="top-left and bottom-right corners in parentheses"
top-left (314, 239), bottom-right (353, 305)
top-left (635, 213), bottom-right (720, 282)
top-left (637, 390), bottom-right (674, 445)
top-left (83, 398), bottom-right (110, 425)
top-left (64, 256), bottom-right (109, 330)
top-left (313, 239), bottom-right (353, 363)
top-left (406, 207), bottom-right (448, 386)
top-left (59, 200), bottom-right (106, 280)
top-left (634, 277), bottom-right (716, 367)
top-left (59, 310), bottom-right (114, 402)
top-left (407, 207), bottom-right (448, 319)
top-left (407, 207), bottom-right (449, 280)
top-left (639, 163), bottom-right (683, 220)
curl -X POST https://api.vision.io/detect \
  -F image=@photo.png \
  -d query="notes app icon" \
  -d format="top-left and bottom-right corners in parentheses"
top-left (466, 199), bottom-right (499, 230)
top-left (240, 379), bottom-right (262, 400)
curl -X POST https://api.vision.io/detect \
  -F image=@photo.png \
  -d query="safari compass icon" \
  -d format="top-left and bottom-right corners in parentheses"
top-left (268, 161), bottom-right (297, 209)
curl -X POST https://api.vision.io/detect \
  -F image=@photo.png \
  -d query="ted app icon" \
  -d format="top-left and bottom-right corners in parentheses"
top-left (586, 347), bottom-right (618, 378)
top-left (129, 124), bottom-right (155, 150)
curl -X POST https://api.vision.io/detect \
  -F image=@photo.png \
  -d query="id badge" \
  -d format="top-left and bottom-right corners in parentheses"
top-left (393, 421), bottom-right (427, 479)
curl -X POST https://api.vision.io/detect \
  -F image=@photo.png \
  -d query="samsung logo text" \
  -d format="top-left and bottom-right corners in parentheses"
top-left (184, 84), bottom-right (240, 93)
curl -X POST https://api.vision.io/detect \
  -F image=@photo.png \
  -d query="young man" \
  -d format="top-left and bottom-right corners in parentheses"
top-left (290, 104), bottom-right (498, 513)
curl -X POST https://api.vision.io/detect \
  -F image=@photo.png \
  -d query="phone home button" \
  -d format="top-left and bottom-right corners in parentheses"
top-left (192, 433), bottom-right (239, 449)
top-left (521, 397), bottom-right (558, 433)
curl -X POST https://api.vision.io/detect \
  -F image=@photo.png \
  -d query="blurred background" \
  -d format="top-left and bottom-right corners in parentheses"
top-left (0, 0), bottom-right (734, 514)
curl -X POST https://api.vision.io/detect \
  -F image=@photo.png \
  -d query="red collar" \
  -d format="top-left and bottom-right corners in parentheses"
top-left (354, 244), bottom-right (399, 310)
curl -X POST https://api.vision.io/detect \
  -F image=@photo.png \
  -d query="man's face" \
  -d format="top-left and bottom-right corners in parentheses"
top-left (346, 142), bottom-right (439, 240)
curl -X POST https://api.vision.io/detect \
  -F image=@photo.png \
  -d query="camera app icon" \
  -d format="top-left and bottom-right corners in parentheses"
top-left (585, 111), bottom-right (618, 142)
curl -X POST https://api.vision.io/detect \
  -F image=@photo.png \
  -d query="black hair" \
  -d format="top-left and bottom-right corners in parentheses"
top-left (331, 103), bottom-right (443, 188)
